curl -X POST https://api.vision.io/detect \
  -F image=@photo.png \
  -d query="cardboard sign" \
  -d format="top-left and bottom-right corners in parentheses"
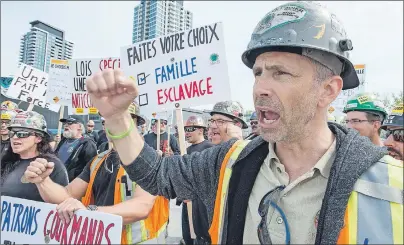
top-left (1, 196), bottom-right (122, 245)
top-left (331, 64), bottom-right (366, 115)
top-left (68, 58), bottom-right (120, 115)
top-left (6, 64), bottom-right (60, 112)
top-left (46, 59), bottom-right (71, 106)
top-left (120, 22), bottom-right (231, 116)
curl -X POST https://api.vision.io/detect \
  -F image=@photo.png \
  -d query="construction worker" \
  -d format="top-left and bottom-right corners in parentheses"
top-left (382, 103), bottom-right (403, 161)
top-left (181, 115), bottom-right (214, 245)
top-left (343, 92), bottom-right (387, 146)
top-left (1, 101), bottom-right (20, 157)
top-left (245, 111), bottom-right (259, 140)
top-left (1, 109), bottom-right (17, 157)
top-left (144, 115), bottom-right (180, 156)
top-left (43, 2), bottom-right (403, 244)
top-left (208, 101), bottom-right (246, 145)
top-left (23, 101), bottom-right (169, 244)
top-left (2, 111), bottom-right (68, 201)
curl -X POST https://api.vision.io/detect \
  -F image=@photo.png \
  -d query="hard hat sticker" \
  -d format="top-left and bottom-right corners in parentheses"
top-left (346, 103), bottom-right (357, 109)
top-left (357, 95), bottom-right (369, 104)
top-left (254, 4), bottom-right (307, 34)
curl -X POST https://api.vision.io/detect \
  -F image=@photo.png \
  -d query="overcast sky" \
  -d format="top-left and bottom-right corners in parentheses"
top-left (1, 1), bottom-right (402, 111)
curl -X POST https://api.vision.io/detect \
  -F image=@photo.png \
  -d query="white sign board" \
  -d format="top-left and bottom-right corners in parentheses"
top-left (331, 64), bottom-right (366, 115)
top-left (69, 58), bottom-right (120, 115)
top-left (1, 196), bottom-right (122, 245)
top-left (46, 59), bottom-right (71, 106)
top-left (120, 22), bottom-right (231, 116)
top-left (5, 64), bottom-right (60, 112)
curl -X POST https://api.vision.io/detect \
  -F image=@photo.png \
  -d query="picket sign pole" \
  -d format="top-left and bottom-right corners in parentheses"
top-left (166, 125), bottom-right (171, 153)
top-left (17, 101), bottom-right (23, 107)
top-left (26, 103), bottom-right (34, 112)
top-left (57, 106), bottom-right (65, 136)
top-left (157, 119), bottom-right (161, 151)
top-left (175, 103), bottom-right (195, 239)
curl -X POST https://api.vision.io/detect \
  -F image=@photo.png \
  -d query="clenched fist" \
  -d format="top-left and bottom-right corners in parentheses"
top-left (23, 158), bottom-right (55, 184)
top-left (224, 124), bottom-right (243, 141)
top-left (86, 69), bottom-right (138, 120)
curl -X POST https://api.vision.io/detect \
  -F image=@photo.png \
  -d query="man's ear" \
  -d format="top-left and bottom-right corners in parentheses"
top-left (318, 75), bottom-right (343, 108)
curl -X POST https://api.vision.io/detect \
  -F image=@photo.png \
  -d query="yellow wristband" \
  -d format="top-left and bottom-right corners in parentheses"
top-left (105, 118), bottom-right (135, 140)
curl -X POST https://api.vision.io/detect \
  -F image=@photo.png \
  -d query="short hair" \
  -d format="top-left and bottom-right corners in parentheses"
top-left (309, 57), bottom-right (336, 84)
top-left (365, 112), bottom-right (384, 135)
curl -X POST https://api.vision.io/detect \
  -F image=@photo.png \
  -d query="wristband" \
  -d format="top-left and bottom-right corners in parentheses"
top-left (106, 118), bottom-right (134, 140)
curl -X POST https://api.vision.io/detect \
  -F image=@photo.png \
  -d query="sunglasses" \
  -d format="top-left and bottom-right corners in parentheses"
top-left (8, 130), bottom-right (40, 139)
top-left (250, 121), bottom-right (258, 126)
top-left (385, 129), bottom-right (404, 142)
top-left (151, 119), bottom-right (167, 125)
top-left (184, 126), bottom-right (203, 133)
top-left (257, 185), bottom-right (290, 245)
top-left (87, 125), bottom-right (94, 127)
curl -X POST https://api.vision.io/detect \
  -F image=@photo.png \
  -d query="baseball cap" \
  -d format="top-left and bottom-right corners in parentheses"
top-left (60, 115), bottom-right (84, 124)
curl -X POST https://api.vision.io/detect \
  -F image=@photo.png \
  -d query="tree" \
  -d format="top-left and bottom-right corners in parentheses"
top-left (375, 91), bottom-right (403, 112)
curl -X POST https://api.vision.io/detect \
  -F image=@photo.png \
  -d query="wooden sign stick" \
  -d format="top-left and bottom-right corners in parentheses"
top-left (157, 119), bottom-right (161, 151)
top-left (175, 103), bottom-right (195, 239)
top-left (26, 103), bottom-right (34, 112)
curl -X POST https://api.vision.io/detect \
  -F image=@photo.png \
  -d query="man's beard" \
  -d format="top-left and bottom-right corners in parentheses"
top-left (63, 130), bottom-right (76, 138)
top-left (257, 90), bottom-right (318, 143)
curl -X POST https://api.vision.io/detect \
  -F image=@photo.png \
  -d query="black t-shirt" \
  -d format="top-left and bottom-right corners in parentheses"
top-left (78, 150), bottom-right (120, 206)
top-left (1, 155), bottom-right (69, 202)
top-left (182, 140), bottom-right (214, 241)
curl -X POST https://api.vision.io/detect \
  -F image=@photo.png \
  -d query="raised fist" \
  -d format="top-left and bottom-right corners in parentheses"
top-left (86, 69), bottom-right (138, 120)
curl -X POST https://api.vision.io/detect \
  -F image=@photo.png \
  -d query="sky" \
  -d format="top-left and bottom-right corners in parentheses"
top-left (1, 1), bottom-right (403, 111)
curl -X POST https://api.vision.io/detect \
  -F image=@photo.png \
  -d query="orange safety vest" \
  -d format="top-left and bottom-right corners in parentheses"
top-left (82, 150), bottom-right (170, 244)
top-left (209, 140), bottom-right (403, 244)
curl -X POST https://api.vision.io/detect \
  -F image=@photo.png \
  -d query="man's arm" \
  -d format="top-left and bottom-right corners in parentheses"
top-left (98, 185), bottom-right (156, 225)
top-left (36, 177), bottom-right (88, 204)
top-left (105, 112), bottom-right (237, 202)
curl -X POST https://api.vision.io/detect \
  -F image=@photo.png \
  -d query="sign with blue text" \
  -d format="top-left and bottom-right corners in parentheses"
top-left (120, 22), bottom-right (231, 115)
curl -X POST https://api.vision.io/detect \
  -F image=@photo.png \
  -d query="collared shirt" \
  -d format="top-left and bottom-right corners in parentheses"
top-left (243, 139), bottom-right (337, 244)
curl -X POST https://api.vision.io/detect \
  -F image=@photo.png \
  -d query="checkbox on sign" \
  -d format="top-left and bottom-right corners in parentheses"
top-left (138, 93), bottom-right (148, 106)
top-left (137, 73), bottom-right (150, 86)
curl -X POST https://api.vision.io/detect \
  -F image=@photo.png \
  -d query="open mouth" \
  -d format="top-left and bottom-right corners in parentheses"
top-left (257, 107), bottom-right (280, 128)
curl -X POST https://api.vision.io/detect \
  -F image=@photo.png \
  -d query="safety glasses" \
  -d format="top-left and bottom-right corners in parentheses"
top-left (257, 185), bottom-right (290, 245)
top-left (8, 130), bottom-right (39, 139)
top-left (151, 119), bottom-right (167, 125)
top-left (1, 120), bottom-right (11, 126)
top-left (385, 129), bottom-right (404, 142)
top-left (184, 126), bottom-right (202, 133)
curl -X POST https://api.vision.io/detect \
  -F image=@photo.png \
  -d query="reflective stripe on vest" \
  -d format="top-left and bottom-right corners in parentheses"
top-left (82, 150), bottom-right (169, 244)
top-left (209, 143), bottom-right (403, 244)
top-left (337, 155), bottom-right (403, 244)
top-left (209, 140), bottom-right (250, 244)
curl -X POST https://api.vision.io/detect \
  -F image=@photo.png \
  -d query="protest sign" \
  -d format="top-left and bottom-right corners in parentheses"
top-left (120, 22), bottom-right (231, 116)
top-left (1, 196), bottom-right (122, 245)
top-left (69, 57), bottom-right (120, 115)
top-left (5, 64), bottom-right (60, 113)
top-left (331, 64), bottom-right (366, 115)
top-left (46, 59), bottom-right (71, 106)
top-left (1, 77), bottom-right (13, 97)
